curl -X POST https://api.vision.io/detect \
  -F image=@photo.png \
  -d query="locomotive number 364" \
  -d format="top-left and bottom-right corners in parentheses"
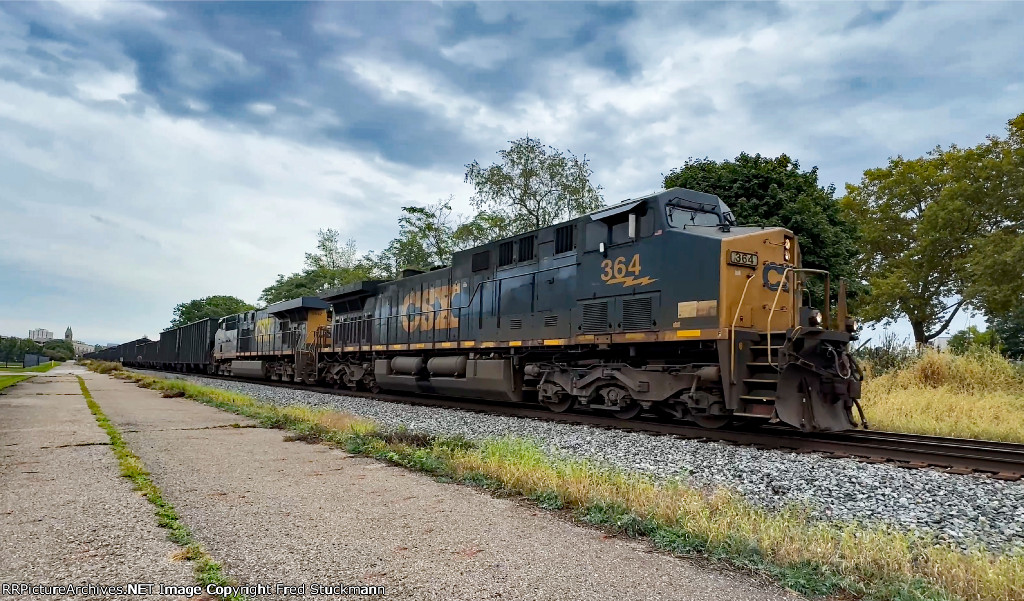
top-left (601, 254), bottom-right (643, 281)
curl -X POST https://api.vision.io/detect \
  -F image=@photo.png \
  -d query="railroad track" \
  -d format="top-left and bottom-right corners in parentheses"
top-left (129, 368), bottom-right (1024, 481)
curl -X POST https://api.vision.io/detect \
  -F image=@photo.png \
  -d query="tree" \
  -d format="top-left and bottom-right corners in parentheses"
top-left (842, 113), bottom-right (1023, 345)
top-left (663, 153), bottom-right (860, 299)
top-left (171, 295), bottom-right (256, 327)
top-left (0, 337), bottom-right (19, 365)
top-left (41, 339), bottom-right (74, 361)
top-left (259, 229), bottom-right (373, 304)
top-left (1, 337), bottom-right (43, 364)
top-left (304, 228), bottom-right (359, 272)
top-left (464, 136), bottom-right (603, 236)
top-left (362, 197), bottom-right (501, 279)
top-left (957, 114), bottom-right (1024, 314)
top-left (946, 326), bottom-right (999, 355)
top-left (990, 303), bottom-right (1024, 360)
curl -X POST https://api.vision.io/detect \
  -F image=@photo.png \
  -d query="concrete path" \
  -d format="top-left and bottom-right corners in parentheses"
top-left (80, 370), bottom-right (798, 601)
top-left (0, 365), bottom-right (192, 600)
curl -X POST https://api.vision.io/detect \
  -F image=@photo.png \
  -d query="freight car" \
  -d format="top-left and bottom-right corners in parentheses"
top-left (89, 187), bottom-right (863, 432)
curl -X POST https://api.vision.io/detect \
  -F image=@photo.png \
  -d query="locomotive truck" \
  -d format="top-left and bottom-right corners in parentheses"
top-left (89, 187), bottom-right (863, 432)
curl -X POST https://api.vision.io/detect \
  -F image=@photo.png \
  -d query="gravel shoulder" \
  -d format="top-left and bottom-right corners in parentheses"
top-left (87, 371), bottom-right (800, 601)
top-left (0, 366), bottom-right (192, 600)
top-left (143, 372), bottom-right (1024, 553)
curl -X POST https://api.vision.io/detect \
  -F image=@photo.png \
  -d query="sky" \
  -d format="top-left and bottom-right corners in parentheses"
top-left (0, 1), bottom-right (1021, 345)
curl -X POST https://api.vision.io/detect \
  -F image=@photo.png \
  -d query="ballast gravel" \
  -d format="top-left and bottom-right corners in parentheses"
top-left (147, 372), bottom-right (1024, 553)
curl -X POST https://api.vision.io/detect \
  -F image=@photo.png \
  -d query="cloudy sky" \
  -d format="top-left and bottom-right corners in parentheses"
top-left (0, 1), bottom-right (1021, 345)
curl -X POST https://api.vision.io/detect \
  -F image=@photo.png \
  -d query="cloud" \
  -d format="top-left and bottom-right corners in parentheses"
top-left (1, 0), bottom-right (1022, 344)
top-left (75, 69), bottom-right (138, 102)
top-left (247, 101), bottom-right (276, 115)
top-left (0, 75), bottom-right (461, 342)
top-left (440, 36), bottom-right (512, 69)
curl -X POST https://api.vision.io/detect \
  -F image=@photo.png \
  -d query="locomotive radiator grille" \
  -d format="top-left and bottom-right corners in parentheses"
top-left (622, 297), bottom-right (653, 331)
top-left (582, 301), bottom-right (609, 333)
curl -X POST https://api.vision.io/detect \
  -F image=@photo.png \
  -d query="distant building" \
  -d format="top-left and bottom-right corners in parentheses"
top-left (65, 326), bottom-right (73, 342)
top-left (71, 340), bottom-right (94, 357)
top-left (28, 328), bottom-right (53, 343)
top-left (933, 336), bottom-right (951, 351)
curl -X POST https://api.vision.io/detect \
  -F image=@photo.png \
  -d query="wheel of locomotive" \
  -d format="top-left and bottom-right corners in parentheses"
top-left (341, 370), bottom-right (360, 391)
top-left (612, 403), bottom-right (642, 420)
top-left (538, 382), bottom-right (575, 413)
top-left (689, 413), bottom-right (731, 429)
top-left (597, 385), bottom-right (642, 420)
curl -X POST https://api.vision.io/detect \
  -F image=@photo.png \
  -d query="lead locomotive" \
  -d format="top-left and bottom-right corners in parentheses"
top-left (92, 188), bottom-right (863, 432)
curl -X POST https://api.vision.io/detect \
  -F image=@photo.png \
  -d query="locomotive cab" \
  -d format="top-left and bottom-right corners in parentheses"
top-left (571, 188), bottom-right (862, 431)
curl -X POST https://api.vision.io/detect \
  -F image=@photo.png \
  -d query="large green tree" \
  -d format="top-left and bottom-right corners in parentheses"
top-left (464, 136), bottom-right (604, 236)
top-left (171, 295), bottom-right (256, 327)
top-left (663, 153), bottom-right (859, 294)
top-left (842, 113), bottom-right (1023, 344)
top-left (259, 229), bottom-right (373, 304)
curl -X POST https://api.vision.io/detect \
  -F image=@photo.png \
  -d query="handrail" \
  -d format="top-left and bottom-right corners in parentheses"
top-left (729, 274), bottom-right (757, 384)
top-left (766, 267), bottom-right (830, 368)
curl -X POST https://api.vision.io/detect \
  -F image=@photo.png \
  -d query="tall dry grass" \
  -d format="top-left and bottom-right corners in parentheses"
top-left (861, 348), bottom-right (1024, 442)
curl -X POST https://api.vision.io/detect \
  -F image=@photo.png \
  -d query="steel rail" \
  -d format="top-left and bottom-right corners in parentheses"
top-left (128, 368), bottom-right (1024, 481)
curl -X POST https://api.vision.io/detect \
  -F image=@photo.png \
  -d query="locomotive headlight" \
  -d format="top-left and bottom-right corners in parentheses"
top-left (809, 309), bottom-right (823, 327)
top-left (784, 238), bottom-right (792, 250)
top-left (783, 249), bottom-right (792, 262)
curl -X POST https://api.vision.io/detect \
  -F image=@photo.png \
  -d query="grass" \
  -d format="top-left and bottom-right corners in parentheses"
top-left (83, 360), bottom-right (1024, 601)
top-left (75, 375), bottom-right (244, 601)
top-left (0, 362), bottom-right (58, 373)
top-left (861, 349), bottom-right (1024, 443)
top-left (0, 375), bottom-right (31, 391)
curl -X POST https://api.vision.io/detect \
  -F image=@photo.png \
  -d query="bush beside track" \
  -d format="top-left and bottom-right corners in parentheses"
top-left (862, 349), bottom-right (1024, 443)
top-left (83, 359), bottom-right (1024, 601)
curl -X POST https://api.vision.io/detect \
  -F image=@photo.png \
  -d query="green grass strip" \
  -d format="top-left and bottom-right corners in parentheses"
top-left (0, 375), bottom-right (31, 391)
top-left (84, 362), bottom-right (1024, 601)
top-left (76, 376), bottom-right (245, 601)
top-left (0, 362), bottom-right (59, 373)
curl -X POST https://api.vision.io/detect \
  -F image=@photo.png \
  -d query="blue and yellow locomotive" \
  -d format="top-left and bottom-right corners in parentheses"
top-left (92, 187), bottom-right (863, 432)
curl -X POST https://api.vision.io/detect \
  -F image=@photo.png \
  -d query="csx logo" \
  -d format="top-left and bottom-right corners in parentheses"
top-left (762, 262), bottom-right (791, 292)
top-left (256, 317), bottom-right (274, 336)
top-left (400, 285), bottom-right (463, 332)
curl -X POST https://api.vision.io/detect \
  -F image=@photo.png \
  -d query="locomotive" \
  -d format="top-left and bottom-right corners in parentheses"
top-left (89, 187), bottom-right (863, 432)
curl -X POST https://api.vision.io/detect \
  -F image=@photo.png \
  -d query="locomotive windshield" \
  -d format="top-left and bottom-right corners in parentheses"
top-left (666, 205), bottom-right (722, 227)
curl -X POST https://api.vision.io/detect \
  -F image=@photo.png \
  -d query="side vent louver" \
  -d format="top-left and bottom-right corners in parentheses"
top-left (509, 318), bottom-right (523, 330)
top-left (543, 315), bottom-right (558, 328)
top-left (622, 297), bottom-right (653, 331)
top-left (582, 301), bottom-right (609, 333)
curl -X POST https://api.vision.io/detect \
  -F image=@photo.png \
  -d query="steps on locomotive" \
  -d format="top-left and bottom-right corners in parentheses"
top-left (739, 335), bottom-right (784, 402)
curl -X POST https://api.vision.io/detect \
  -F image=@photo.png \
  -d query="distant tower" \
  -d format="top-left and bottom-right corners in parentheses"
top-left (65, 326), bottom-right (72, 342)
